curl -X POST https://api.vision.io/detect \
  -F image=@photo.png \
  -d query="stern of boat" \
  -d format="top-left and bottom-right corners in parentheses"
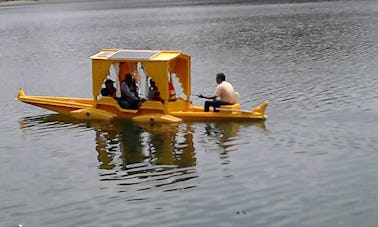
top-left (17, 88), bottom-right (26, 99)
top-left (252, 101), bottom-right (269, 120)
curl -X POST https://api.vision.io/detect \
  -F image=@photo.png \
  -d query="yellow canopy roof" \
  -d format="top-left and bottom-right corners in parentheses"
top-left (90, 49), bottom-right (183, 62)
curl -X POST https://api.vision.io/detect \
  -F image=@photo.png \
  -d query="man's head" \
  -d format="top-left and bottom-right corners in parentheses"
top-left (125, 73), bottom-right (134, 84)
top-left (150, 78), bottom-right (156, 87)
top-left (105, 79), bottom-right (114, 88)
top-left (105, 79), bottom-right (113, 85)
top-left (216, 72), bottom-right (226, 84)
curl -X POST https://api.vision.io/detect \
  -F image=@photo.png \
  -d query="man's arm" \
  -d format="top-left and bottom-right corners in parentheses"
top-left (198, 94), bottom-right (217, 99)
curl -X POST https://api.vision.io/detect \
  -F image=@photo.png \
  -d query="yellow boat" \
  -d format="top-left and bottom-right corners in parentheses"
top-left (16, 49), bottom-right (268, 123)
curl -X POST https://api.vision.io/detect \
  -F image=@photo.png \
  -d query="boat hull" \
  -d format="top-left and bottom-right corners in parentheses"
top-left (170, 102), bottom-right (268, 121)
top-left (16, 89), bottom-right (267, 123)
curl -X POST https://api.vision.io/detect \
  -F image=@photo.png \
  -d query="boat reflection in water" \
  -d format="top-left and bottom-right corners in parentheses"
top-left (19, 114), bottom-right (265, 193)
top-left (202, 121), bottom-right (265, 165)
top-left (204, 120), bottom-right (265, 149)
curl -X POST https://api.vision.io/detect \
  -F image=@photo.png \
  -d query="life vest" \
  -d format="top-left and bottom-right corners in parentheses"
top-left (168, 82), bottom-right (177, 101)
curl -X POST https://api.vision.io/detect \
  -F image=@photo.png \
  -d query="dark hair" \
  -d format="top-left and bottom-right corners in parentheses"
top-left (105, 79), bottom-right (114, 85)
top-left (125, 73), bottom-right (133, 83)
top-left (149, 78), bottom-right (156, 87)
top-left (216, 72), bottom-right (226, 81)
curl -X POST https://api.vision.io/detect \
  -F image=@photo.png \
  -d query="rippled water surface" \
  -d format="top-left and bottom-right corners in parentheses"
top-left (1, 1), bottom-right (378, 226)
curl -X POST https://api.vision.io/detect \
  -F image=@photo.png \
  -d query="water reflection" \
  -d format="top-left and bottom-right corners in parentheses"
top-left (19, 114), bottom-right (198, 192)
top-left (204, 121), bottom-right (265, 150)
top-left (19, 115), bottom-right (265, 192)
top-left (203, 121), bottom-right (265, 166)
top-left (94, 124), bottom-right (119, 170)
top-left (96, 121), bottom-right (197, 169)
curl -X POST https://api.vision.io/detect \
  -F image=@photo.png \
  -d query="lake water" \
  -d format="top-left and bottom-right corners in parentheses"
top-left (1, 0), bottom-right (378, 226)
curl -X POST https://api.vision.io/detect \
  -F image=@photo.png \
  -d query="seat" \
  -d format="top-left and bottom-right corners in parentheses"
top-left (220, 103), bottom-right (240, 110)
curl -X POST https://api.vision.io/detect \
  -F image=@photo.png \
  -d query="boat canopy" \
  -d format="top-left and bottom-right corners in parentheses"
top-left (90, 49), bottom-right (191, 102)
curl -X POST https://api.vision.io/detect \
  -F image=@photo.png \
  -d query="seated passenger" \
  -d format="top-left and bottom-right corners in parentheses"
top-left (101, 79), bottom-right (116, 98)
top-left (118, 73), bottom-right (140, 110)
top-left (147, 79), bottom-right (163, 102)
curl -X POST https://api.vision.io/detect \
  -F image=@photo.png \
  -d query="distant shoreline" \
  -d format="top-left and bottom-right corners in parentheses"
top-left (0, 0), bottom-right (93, 6)
top-left (0, 0), bottom-right (80, 6)
top-left (0, 0), bottom-right (338, 7)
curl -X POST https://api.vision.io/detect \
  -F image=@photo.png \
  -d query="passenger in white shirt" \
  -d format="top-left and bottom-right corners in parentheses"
top-left (198, 73), bottom-right (237, 112)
